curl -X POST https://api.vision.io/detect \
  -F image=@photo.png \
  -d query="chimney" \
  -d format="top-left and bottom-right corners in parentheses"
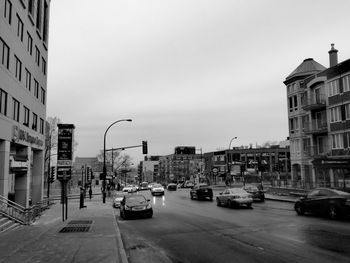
top-left (328, 43), bottom-right (338, 67)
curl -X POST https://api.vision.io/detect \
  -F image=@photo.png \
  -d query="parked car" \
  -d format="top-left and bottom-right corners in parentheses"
top-left (139, 182), bottom-right (149, 191)
top-left (183, 181), bottom-right (195, 188)
top-left (150, 183), bottom-right (165, 196)
top-left (190, 184), bottom-right (213, 201)
top-left (243, 184), bottom-right (265, 202)
top-left (294, 188), bottom-right (350, 219)
top-left (167, 183), bottom-right (177, 191)
top-left (216, 188), bottom-right (253, 208)
top-left (120, 194), bottom-right (153, 219)
top-left (122, 185), bottom-right (138, 193)
top-left (113, 193), bottom-right (125, 208)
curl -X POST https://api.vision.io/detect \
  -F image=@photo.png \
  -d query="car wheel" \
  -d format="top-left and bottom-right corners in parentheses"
top-left (247, 203), bottom-right (252, 209)
top-left (216, 198), bottom-right (221, 206)
top-left (328, 204), bottom-right (338, 219)
top-left (295, 203), bottom-right (305, 215)
top-left (227, 199), bottom-right (232, 208)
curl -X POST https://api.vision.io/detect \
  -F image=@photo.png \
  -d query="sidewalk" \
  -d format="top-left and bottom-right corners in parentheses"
top-left (0, 197), bottom-right (127, 263)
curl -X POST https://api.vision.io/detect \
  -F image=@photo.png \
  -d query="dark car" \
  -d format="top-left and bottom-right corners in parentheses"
top-left (243, 184), bottom-right (265, 202)
top-left (294, 188), bottom-right (350, 219)
top-left (167, 183), bottom-right (177, 191)
top-left (190, 184), bottom-right (213, 201)
top-left (120, 194), bottom-right (153, 219)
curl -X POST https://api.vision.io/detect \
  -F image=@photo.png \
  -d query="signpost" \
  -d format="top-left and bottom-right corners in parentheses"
top-left (57, 124), bottom-right (75, 221)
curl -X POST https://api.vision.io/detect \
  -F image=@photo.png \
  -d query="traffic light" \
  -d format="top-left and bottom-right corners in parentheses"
top-left (50, 166), bottom-right (56, 183)
top-left (87, 167), bottom-right (91, 182)
top-left (142, 141), bottom-right (148, 154)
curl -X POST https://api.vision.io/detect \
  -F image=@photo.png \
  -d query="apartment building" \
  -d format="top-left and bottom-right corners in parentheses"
top-left (284, 44), bottom-right (350, 189)
top-left (0, 0), bottom-right (51, 206)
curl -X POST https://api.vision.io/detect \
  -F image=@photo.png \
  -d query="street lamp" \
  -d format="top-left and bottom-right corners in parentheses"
top-left (227, 137), bottom-right (238, 185)
top-left (102, 119), bottom-right (132, 203)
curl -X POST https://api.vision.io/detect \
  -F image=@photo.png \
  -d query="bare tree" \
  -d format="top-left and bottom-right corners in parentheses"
top-left (96, 150), bottom-right (133, 172)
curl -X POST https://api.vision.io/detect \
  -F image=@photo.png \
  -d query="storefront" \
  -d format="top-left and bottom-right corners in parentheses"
top-left (312, 158), bottom-right (350, 189)
top-left (0, 125), bottom-right (44, 207)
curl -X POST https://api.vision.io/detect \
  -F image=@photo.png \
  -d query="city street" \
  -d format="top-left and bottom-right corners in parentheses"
top-left (117, 188), bottom-right (350, 263)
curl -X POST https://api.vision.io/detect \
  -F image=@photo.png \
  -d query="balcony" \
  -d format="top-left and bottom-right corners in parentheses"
top-left (303, 145), bottom-right (330, 157)
top-left (303, 119), bottom-right (328, 135)
top-left (301, 93), bottom-right (326, 111)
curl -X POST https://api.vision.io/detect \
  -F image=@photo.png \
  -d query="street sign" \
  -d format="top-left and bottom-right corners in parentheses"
top-left (57, 124), bottom-right (75, 180)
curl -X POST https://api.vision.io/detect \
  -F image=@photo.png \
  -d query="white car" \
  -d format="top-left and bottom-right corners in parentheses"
top-left (150, 184), bottom-right (165, 196)
top-left (122, 185), bottom-right (138, 193)
top-left (216, 188), bottom-right (253, 208)
top-left (113, 193), bottom-right (125, 208)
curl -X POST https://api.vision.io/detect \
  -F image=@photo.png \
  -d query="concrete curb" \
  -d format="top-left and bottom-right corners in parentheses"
top-left (113, 208), bottom-right (129, 263)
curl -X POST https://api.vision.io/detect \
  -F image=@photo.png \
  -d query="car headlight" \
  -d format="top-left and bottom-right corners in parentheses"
top-left (146, 204), bottom-right (152, 209)
top-left (124, 205), bottom-right (131, 210)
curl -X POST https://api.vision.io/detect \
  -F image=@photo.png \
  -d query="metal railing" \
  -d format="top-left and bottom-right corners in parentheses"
top-left (0, 195), bottom-right (51, 225)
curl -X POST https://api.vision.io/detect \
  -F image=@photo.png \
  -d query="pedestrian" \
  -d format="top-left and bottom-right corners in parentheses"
top-left (89, 187), bottom-right (92, 199)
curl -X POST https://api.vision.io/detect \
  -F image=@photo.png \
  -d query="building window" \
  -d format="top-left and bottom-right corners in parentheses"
top-left (40, 87), bottom-right (45, 104)
top-left (27, 32), bottom-right (33, 55)
top-left (25, 68), bottom-right (31, 90)
top-left (0, 37), bottom-right (10, 69)
top-left (345, 103), bottom-right (350, 120)
top-left (14, 55), bottom-right (22, 81)
top-left (32, 112), bottom-right (38, 131)
top-left (16, 14), bottom-right (24, 42)
top-left (330, 106), bottom-right (341, 123)
top-left (0, 89), bottom-right (8, 116)
top-left (28, 0), bottom-right (34, 16)
top-left (343, 75), bottom-right (350, 93)
top-left (35, 46), bottom-right (40, 66)
top-left (43, 1), bottom-right (49, 43)
top-left (12, 98), bottom-right (20, 122)
top-left (39, 118), bottom-right (44, 134)
top-left (34, 79), bottom-right (39, 98)
top-left (4, 0), bottom-right (12, 25)
top-left (289, 117), bottom-right (299, 134)
top-left (42, 57), bottom-right (46, 75)
top-left (36, 0), bottom-right (42, 30)
top-left (331, 133), bottom-right (343, 149)
top-left (23, 106), bottom-right (29, 126)
top-left (329, 79), bottom-right (339, 97)
top-left (344, 132), bottom-right (350, 149)
top-left (293, 95), bottom-right (298, 110)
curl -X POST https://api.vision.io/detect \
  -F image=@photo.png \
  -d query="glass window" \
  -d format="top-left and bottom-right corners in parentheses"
top-left (32, 112), bottom-right (38, 131)
top-left (12, 98), bottom-right (20, 122)
top-left (345, 103), bottom-right (350, 120)
top-left (28, 0), bottom-right (34, 16)
top-left (25, 68), bottom-right (31, 90)
top-left (40, 87), bottom-right (45, 104)
top-left (16, 14), bottom-right (24, 42)
top-left (343, 75), bottom-right (350, 92)
top-left (27, 32), bottom-right (33, 55)
top-left (14, 55), bottom-right (22, 81)
top-left (4, 0), bottom-right (12, 24)
top-left (332, 133), bottom-right (343, 149)
top-left (293, 95), bottom-right (298, 110)
top-left (23, 106), bottom-right (29, 126)
top-left (35, 46), bottom-right (40, 66)
top-left (0, 37), bottom-right (10, 69)
top-left (34, 79), bottom-right (39, 98)
top-left (329, 79), bottom-right (339, 97)
top-left (36, 0), bottom-right (42, 30)
top-left (0, 89), bottom-right (8, 116)
top-left (41, 57), bottom-right (46, 75)
top-left (40, 118), bottom-right (44, 134)
top-left (330, 106), bottom-right (341, 123)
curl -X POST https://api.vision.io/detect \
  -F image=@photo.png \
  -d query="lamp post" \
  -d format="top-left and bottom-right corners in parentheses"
top-left (103, 119), bottom-right (132, 203)
top-left (227, 137), bottom-right (237, 185)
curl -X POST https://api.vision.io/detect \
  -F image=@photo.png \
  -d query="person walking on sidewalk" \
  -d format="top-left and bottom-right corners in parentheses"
top-left (89, 187), bottom-right (93, 200)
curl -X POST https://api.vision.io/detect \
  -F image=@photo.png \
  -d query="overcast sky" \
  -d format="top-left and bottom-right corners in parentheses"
top-left (47, 0), bottom-right (350, 164)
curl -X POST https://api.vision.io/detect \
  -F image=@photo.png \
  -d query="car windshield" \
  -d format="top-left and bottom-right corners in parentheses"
top-left (245, 185), bottom-right (258, 191)
top-left (153, 184), bottom-right (162, 187)
top-left (229, 188), bottom-right (247, 194)
top-left (125, 195), bottom-right (147, 203)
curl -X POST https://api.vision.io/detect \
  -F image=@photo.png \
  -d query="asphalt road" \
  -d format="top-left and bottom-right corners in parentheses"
top-left (115, 189), bottom-right (350, 263)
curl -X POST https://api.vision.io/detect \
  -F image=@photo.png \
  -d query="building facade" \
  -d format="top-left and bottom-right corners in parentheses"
top-left (284, 44), bottom-right (350, 189)
top-left (0, 0), bottom-right (51, 206)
